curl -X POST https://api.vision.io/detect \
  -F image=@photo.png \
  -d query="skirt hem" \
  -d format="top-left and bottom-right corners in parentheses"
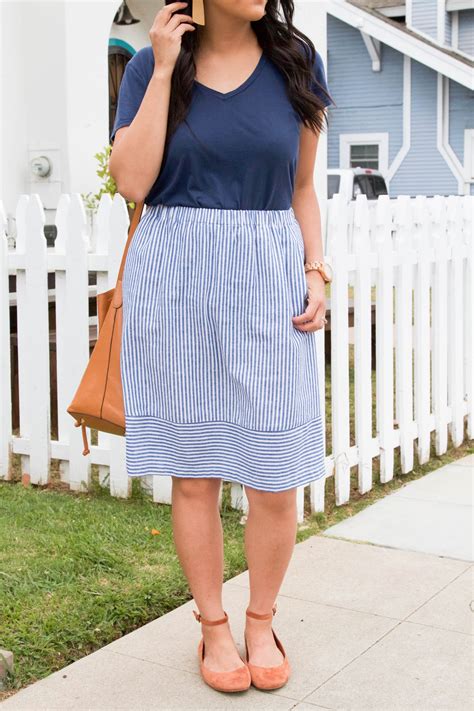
top-left (124, 413), bottom-right (325, 493)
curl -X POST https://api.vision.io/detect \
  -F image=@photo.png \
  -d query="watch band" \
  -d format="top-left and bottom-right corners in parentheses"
top-left (304, 260), bottom-right (324, 273)
top-left (303, 260), bottom-right (332, 283)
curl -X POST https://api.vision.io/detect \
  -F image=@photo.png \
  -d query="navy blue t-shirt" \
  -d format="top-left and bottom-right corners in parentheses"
top-left (110, 40), bottom-right (333, 209)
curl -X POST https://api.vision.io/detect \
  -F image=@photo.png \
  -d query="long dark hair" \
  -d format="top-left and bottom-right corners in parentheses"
top-left (164, 0), bottom-right (332, 153)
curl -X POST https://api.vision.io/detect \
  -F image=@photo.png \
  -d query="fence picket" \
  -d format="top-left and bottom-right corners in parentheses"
top-left (374, 195), bottom-right (395, 483)
top-left (463, 196), bottom-right (474, 439)
top-left (446, 196), bottom-right (465, 447)
top-left (393, 195), bottom-right (415, 473)
top-left (328, 193), bottom-right (352, 505)
top-left (353, 195), bottom-right (373, 494)
top-left (55, 193), bottom-right (91, 490)
top-left (413, 195), bottom-right (432, 465)
top-left (15, 195), bottom-right (51, 484)
top-left (431, 196), bottom-right (449, 455)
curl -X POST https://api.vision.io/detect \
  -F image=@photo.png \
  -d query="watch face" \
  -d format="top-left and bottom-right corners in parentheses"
top-left (323, 262), bottom-right (333, 281)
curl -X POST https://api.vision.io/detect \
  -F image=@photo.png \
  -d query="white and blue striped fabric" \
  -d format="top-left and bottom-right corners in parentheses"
top-left (121, 203), bottom-right (325, 492)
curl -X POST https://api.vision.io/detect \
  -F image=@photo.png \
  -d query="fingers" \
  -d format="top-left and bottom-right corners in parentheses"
top-left (156, 2), bottom-right (192, 31)
top-left (159, 1), bottom-right (190, 24)
top-left (292, 297), bottom-right (326, 332)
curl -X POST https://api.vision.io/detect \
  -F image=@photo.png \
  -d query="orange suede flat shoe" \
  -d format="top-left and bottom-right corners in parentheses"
top-left (244, 604), bottom-right (291, 690)
top-left (193, 609), bottom-right (251, 693)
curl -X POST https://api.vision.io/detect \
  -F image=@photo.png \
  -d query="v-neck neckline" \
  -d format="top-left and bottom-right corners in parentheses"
top-left (194, 51), bottom-right (266, 101)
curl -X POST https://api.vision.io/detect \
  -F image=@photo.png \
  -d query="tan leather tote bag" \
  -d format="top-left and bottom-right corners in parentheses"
top-left (67, 199), bottom-right (145, 455)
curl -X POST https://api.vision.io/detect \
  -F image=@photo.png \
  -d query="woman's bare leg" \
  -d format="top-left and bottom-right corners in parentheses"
top-left (243, 485), bottom-right (298, 666)
top-left (171, 476), bottom-right (246, 672)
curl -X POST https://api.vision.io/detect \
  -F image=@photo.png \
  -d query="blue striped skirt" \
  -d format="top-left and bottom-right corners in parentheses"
top-left (121, 203), bottom-right (325, 492)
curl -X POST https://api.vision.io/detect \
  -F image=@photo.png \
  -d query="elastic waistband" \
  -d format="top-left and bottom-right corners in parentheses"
top-left (145, 203), bottom-right (297, 227)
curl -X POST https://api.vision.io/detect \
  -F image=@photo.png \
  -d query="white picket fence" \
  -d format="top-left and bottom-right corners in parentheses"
top-left (1, 192), bottom-right (472, 521)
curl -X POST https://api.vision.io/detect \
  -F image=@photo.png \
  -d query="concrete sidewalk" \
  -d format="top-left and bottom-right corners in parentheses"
top-left (2, 455), bottom-right (473, 710)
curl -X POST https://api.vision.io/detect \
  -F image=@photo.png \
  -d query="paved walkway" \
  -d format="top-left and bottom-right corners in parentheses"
top-left (2, 455), bottom-right (473, 710)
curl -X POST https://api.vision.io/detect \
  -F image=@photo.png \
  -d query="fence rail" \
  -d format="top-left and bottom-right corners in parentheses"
top-left (1, 192), bottom-right (472, 521)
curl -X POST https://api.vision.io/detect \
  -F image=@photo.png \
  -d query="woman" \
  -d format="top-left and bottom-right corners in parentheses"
top-left (109, 0), bottom-right (333, 694)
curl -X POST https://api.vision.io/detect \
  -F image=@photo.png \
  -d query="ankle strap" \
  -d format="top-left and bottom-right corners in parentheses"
top-left (193, 609), bottom-right (228, 626)
top-left (246, 604), bottom-right (277, 620)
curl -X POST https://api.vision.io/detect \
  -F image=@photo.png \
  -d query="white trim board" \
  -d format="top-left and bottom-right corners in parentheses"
top-left (387, 54), bottom-right (411, 184)
top-left (437, 73), bottom-right (468, 193)
top-left (463, 129), bottom-right (474, 182)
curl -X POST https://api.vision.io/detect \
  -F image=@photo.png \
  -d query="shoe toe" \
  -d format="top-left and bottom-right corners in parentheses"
top-left (247, 657), bottom-right (290, 690)
top-left (202, 663), bottom-right (251, 692)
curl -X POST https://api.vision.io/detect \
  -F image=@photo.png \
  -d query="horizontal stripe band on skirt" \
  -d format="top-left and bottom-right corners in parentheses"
top-left (121, 203), bottom-right (326, 492)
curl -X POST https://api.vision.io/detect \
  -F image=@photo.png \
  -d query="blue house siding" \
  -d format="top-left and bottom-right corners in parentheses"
top-left (389, 59), bottom-right (458, 196)
top-left (448, 80), bottom-right (474, 164)
top-left (458, 9), bottom-right (474, 56)
top-left (444, 9), bottom-right (452, 46)
top-left (411, 0), bottom-right (438, 39)
top-left (326, 16), bottom-right (403, 171)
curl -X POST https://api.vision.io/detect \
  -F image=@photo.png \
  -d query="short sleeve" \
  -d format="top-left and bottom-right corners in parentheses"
top-left (110, 53), bottom-right (150, 144)
top-left (311, 50), bottom-right (333, 108)
top-left (296, 38), bottom-right (333, 109)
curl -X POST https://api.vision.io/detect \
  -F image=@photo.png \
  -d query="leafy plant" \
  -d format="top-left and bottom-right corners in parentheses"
top-left (81, 144), bottom-right (135, 213)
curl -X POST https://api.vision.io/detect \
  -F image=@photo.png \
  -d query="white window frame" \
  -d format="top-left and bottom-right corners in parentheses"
top-left (463, 129), bottom-right (474, 182)
top-left (339, 133), bottom-right (389, 175)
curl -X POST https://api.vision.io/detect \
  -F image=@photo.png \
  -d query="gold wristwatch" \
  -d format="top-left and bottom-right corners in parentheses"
top-left (304, 260), bottom-right (333, 283)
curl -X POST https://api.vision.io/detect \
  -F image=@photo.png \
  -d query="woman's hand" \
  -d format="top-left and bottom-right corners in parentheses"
top-left (292, 270), bottom-right (327, 332)
top-left (150, 1), bottom-right (196, 75)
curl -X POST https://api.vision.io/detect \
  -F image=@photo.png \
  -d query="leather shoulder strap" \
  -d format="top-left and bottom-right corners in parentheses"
top-left (116, 199), bottom-right (145, 283)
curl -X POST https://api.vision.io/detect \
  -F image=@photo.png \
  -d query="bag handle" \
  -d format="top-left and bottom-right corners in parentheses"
top-left (116, 199), bottom-right (145, 283)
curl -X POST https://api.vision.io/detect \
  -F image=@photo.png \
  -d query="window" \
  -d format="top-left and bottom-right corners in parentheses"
top-left (350, 144), bottom-right (379, 170)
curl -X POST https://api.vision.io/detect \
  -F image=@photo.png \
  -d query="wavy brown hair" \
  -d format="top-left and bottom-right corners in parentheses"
top-left (164, 0), bottom-right (333, 154)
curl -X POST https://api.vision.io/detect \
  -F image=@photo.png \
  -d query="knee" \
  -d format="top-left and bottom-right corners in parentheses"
top-left (171, 476), bottom-right (221, 501)
top-left (244, 486), bottom-right (297, 515)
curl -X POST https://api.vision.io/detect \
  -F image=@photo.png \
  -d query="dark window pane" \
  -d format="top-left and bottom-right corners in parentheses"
top-left (350, 144), bottom-right (379, 170)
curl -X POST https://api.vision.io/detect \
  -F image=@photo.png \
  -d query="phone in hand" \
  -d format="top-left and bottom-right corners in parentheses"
top-left (165, 1), bottom-right (205, 25)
